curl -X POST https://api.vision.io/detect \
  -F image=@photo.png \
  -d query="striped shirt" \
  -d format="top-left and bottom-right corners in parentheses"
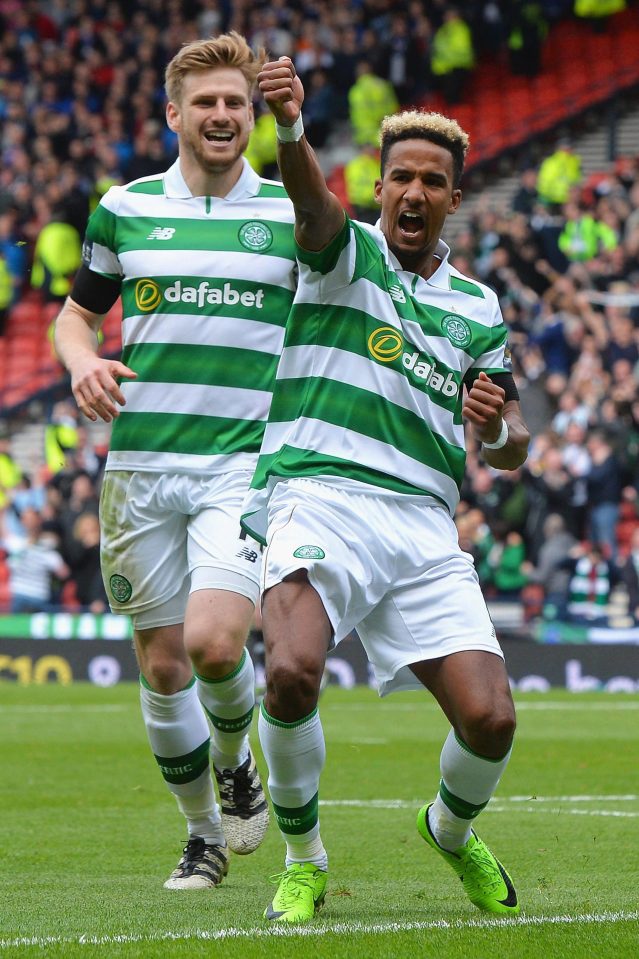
top-left (83, 159), bottom-right (296, 475)
top-left (242, 216), bottom-right (511, 543)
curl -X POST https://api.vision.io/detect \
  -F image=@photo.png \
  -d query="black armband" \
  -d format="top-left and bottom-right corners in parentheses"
top-left (465, 372), bottom-right (519, 402)
top-left (70, 265), bottom-right (121, 314)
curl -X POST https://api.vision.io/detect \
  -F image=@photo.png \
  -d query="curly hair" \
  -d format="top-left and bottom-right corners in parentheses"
top-left (380, 111), bottom-right (470, 188)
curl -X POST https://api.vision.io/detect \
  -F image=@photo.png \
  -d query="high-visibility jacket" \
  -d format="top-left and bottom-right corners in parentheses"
top-left (536, 149), bottom-right (582, 205)
top-left (558, 215), bottom-right (618, 261)
top-left (344, 152), bottom-right (380, 209)
top-left (574, 0), bottom-right (625, 17)
top-left (349, 74), bottom-right (398, 147)
top-left (0, 451), bottom-right (21, 509)
top-left (0, 256), bottom-right (12, 309)
top-left (245, 113), bottom-right (278, 175)
top-left (31, 222), bottom-right (82, 298)
top-left (431, 18), bottom-right (475, 76)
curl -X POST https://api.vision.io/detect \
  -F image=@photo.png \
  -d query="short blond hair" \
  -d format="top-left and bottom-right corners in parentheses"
top-left (165, 32), bottom-right (266, 103)
top-left (380, 110), bottom-right (470, 188)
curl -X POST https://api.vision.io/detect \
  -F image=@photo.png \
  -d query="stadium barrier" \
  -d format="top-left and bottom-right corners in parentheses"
top-left (0, 614), bottom-right (638, 691)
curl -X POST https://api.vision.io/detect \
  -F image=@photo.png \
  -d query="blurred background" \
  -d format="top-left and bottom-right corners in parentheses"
top-left (1, 0), bottom-right (639, 690)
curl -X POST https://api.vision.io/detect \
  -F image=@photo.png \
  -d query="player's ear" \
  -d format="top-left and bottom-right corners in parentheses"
top-left (166, 101), bottom-right (181, 134)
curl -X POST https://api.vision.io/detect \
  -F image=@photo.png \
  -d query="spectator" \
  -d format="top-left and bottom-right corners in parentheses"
top-left (565, 542), bottom-right (617, 624)
top-left (0, 433), bottom-right (22, 510)
top-left (30, 211), bottom-right (82, 302)
top-left (65, 511), bottom-right (108, 613)
top-left (619, 526), bottom-right (639, 620)
top-left (507, 1), bottom-right (547, 77)
top-left (487, 527), bottom-right (530, 598)
top-left (574, 0), bottom-right (626, 33)
top-left (585, 429), bottom-right (622, 559)
top-left (536, 140), bottom-right (582, 208)
top-left (4, 507), bottom-right (69, 613)
top-left (303, 69), bottom-right (334, 148)
top-left (348, 59), bottom-right (399, 147)
top-left (430, 8), bottom-right (475, 105)
top-left (378, 13), bottom-right (429, 104)
top-left (344, 145), bottom-right (381, 224)
top-left (44, 400), bottom-right (79, 475)
top-left (525, 512), bottom-right (578, 619)
top-left (558, 202), bottom-right (618, 263)
top-left (512, 168), bottom-right (540, 217)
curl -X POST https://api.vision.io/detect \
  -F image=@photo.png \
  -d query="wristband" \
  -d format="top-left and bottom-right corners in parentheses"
top-left (276, 114), bottom-right (304, 143)
top-left (482, 419), bottom-right (509, 450)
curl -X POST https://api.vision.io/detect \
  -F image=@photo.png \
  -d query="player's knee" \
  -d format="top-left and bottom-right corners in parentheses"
top-left (142, 653), bottom-right (192, 694)
top-left (461, 700), bottom-right (516, 757)
top-left (184, 622), bottom-right (246, 679)
top-left (266, 654), bottom-right (323, 717)
top-left (185, 627), bottom-right (245, 678)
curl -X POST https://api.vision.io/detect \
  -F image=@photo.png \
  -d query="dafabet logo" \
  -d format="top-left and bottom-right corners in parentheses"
top-left (135, 279), bottom-right (162, 312)
top-left (133, 278), bottom-right (265, 312)
top-left (367, 325), bottom-right (460, 398)
top-left (367, 326), bottom-right (404, 363)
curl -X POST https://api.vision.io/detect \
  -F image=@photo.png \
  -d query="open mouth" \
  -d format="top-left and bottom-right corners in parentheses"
top-left (203, 130), bottom-right (234, 143)
top-left (398, 211), bottom-right (425, 236)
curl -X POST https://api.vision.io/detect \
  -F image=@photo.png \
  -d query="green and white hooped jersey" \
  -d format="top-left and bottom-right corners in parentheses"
top-left (242, 216), bottom-right (511, 543)
top-left (83, 159), bottom-right (296, 475)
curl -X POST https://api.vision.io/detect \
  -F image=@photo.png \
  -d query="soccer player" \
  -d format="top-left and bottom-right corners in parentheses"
top-left (54, 34), bottom-right (297, 890)
top-left (242, 57), bottom-right (531, 922)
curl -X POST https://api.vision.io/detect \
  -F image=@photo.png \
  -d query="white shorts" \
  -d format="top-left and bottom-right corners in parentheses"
top-left (263, 478), bottom-right (503, 695)
top-left (100, 470), bottom-right (261, 628)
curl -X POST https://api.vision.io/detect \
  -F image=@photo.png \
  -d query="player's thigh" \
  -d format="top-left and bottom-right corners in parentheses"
top-left (358, 505), bottom-right (502, 696)
top-left (186, 470), bottom-right (261, 606)
top-left (263, 478), bottom-right (386, 644)
top-left (100, 471), bottom-right (189, 614)
top-left (184, 587), bottom-right (255, 667)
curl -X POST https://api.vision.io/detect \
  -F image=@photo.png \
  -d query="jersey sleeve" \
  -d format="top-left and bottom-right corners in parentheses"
top-left (467, 291), bottom-right (513, 377)
top-left (295, 215), bottom-right (386, 296)
top-left (80, 187), bottom-right (124, 281)
top-left (71, 187), bottom-right (123, 313)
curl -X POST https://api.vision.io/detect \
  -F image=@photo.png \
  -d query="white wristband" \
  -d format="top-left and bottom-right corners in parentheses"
top-left (482, 419), bottom-right (509, 450)
top-left (276, 115), bottom-right (304, 143)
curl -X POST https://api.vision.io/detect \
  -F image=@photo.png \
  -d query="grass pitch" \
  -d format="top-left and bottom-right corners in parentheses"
top-left (1, 682), bottom-right (638, 958)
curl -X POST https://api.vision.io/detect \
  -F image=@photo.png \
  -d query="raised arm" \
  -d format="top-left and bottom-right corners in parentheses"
top-left (463, 372), bottom-right (530, 470)
top-left (258, 57), bottom-right (345, 251)
top-left (54, 297), bottom-right (137, 424)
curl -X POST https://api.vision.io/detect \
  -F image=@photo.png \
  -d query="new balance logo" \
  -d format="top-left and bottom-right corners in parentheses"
top-left (147, 227), bottom-right (175, 240)
top-left (388, 284), bottom-right (406, 303)
top-left (236, 546), bottom-right (259, 564)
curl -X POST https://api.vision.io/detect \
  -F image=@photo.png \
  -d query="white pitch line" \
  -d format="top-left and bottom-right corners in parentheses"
top-left (2, 910), bottom-right (638, 950)
top-left (320, 801), bottom-right (639, 817)
top-left (0, 705), bottom-right (127, 713)
top-left (340, 701), bottom-right (639, 711)
top-left (504, 795), bottom-right (638, 802)
top-left (320, 795), bottom-right (638, 810)
top-left (487, 806), bottom-right (639, 819)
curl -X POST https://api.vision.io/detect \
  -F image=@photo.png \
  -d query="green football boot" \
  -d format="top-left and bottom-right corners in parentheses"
top-left (417, 804), bottom-right (520, 916)
top-left (264, 862), bottom-right (328, 923)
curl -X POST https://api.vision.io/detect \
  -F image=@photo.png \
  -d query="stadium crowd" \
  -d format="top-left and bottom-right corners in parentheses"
top-left (1, 0), bottom-right (639, 625)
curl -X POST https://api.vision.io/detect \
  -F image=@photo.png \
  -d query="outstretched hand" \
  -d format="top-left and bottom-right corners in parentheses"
top-left (257, 57), bottom-right (304, 127)
top-left (462, 371), bottom-right (505, 444)
top-left (71, 355), bottom-right (137, 423)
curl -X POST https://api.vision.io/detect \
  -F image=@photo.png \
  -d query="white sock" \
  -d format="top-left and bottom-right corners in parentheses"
top-left (258, 703), bottom-right (328, 870)
top-left (196, 648), bottom-right (255, 771)
top-left (140, 677), bottom-right (223, 844)
top-left (429, 728), bottom-right (512, 852)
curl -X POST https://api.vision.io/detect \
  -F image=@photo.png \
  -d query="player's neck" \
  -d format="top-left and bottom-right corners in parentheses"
top-left (178, 155), bottom-right (245, 199)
